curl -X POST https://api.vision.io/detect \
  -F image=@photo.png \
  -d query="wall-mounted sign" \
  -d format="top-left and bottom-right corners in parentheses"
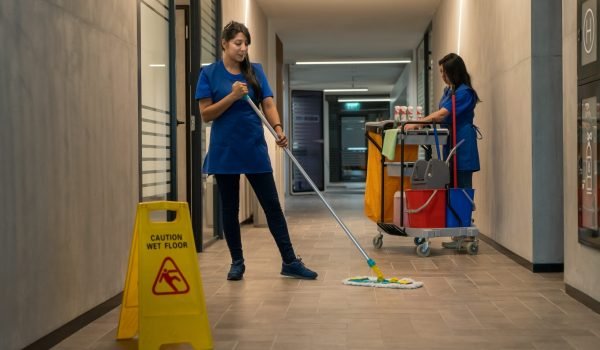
top-left (582, 0), bottom-right (598, 66)
top-left (580, 97), bottom-right (597, 230)
top-left (578, 85), bottom-right (600, 249)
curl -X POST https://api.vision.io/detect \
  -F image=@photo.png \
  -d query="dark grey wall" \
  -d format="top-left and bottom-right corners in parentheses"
top-left (531, 0), bottom-right (564, 263)
top-left (0, 1), bottom-right (138, 348)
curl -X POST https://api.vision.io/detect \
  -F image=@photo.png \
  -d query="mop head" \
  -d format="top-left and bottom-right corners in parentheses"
top-left (342, 276), bottom-right (424, 289)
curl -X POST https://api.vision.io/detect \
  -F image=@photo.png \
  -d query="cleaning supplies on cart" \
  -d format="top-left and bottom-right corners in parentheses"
top-left (393, 106), bottom-right (402, 125)
top-left (407, 106), bottom-right (414, 120)
top-left (416, 106), bottom-right (423, 120)
top-left (398, 106), bottom-right (408, 121)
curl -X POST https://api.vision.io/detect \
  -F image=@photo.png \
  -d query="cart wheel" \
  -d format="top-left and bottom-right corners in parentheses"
top-left (416, 243), bottom-right (431, 257)
top-left (414, 237), bottom-right (426, 246)
top-left (467, 242), bottom-right (479, 255)
top-left (372, 235), bottom-right (383, 249)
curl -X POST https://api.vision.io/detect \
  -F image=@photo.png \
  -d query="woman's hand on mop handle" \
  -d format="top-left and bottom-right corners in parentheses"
top-left (231, 81), bottom-right (248, 100)
top-left (274, 125), bottom-right (288, 148)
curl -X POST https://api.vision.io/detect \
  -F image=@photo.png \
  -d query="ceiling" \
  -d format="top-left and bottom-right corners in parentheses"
top-left (256, 0), bottom-right (440, 95)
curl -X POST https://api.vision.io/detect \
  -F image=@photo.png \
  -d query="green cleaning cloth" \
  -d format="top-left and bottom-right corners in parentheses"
top-left (382, 128), bottom-right (399, 160)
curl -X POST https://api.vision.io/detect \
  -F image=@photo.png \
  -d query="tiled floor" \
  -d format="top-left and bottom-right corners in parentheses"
top-left (53, 193), bottom-right (600, 350)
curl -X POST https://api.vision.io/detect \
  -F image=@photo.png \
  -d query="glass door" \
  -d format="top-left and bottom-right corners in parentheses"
top-left (139, 0), bottom-right (176, 222)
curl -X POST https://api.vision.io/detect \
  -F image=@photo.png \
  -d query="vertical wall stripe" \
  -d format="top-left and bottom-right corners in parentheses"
top-left (531, 0), bottom-right (564, 264)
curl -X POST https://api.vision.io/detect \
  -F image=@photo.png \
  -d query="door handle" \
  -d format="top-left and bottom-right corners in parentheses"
top-left (177, 120), bottom-right (185, 126)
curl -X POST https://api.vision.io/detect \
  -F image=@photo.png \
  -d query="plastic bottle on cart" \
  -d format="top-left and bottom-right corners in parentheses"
top-left (407, 106), bottom-right (414, 121)
top-left (399, 106), bottom-right (408, 122)
top-left (393, 106), bottom-right (401, 124)
top-left (416, 106), bottom-right (423, 120)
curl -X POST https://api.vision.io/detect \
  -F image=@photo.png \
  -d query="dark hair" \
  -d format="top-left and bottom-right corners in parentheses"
top-left (221, 21), bottom-right (262, 102)
top-left (439, 53), bottom-right (481, 103)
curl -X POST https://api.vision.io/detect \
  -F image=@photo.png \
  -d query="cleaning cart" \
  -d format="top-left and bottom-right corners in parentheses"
top-left (365, 119), bottom-right (479, 257)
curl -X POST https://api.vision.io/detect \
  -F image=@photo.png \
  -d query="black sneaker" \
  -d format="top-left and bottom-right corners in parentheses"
top-left (281, 257), bottom-right (318, 280)
top-left (227, 259), bottom-right (245, 280)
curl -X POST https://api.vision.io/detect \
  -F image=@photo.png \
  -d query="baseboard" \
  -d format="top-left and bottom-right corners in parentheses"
top-left (566, 284), bottom-right (600, 314)
top-left (532, 263), bottom-right (564, 273)
top-left (478, 233), bottom-right (563, 273)
top-left (23, 293), bottom-right (123, 350)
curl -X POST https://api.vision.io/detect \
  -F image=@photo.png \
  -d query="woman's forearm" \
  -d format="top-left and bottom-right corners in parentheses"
top-left (261, 97), bottom-right (282, 131)
top-left (199, 94), bottom-right (237, 122)
top-left (422, 108), bottom-right (449, 124)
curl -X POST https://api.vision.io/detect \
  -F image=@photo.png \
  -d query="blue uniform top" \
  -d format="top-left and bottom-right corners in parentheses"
top-left (439, 84), bottom-right (480, 172)
top-left (195, 61), bottom-right (274, 174)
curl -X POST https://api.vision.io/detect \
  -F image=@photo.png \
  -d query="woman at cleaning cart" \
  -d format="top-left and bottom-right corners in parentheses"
top-left (405, 53), bottom-right (481, 247)
top-left (406, 53), bottom-right (481, 186)
top-left (195, 21), bottom-right (317, 280)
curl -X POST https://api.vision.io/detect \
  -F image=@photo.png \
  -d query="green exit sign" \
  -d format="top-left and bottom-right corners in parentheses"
top-left (344, 102), bottom-right (361, 111)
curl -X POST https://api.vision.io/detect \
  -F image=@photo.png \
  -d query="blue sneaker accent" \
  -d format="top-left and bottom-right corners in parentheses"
top-left (227, 259), bottom-right (245, 280)
top-left (281, 257), bottom-right (318, 280)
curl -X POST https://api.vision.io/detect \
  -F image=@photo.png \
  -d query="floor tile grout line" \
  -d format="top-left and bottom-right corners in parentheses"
top-left (513, 297), bottom-right (543, 320)
top-left (538, 290), bottom-right (570, 316)
top-left (464, 272), bottom-right (482, 291)
top-left (484, 300), bottom-right (520, 330)
top-left (465, 303), bottom-right (486, 329)
top-left (443, 276), bottom-right (458, 293)
top-left (269, 334), bottom-right (278, 350)
top-left (212, 303), bottom-right (233, 329)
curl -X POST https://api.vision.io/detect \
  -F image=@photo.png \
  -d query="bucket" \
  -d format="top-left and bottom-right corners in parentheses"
top-left (446, 188), bottom-right (475, 227)
top-left (405, 189), bottom-right (446, 228)
top-left (393, 191), bottom-right (410, 227)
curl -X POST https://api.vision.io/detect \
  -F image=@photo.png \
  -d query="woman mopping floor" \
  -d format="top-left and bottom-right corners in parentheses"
top-left (244, 95), bottom-right (423, 290)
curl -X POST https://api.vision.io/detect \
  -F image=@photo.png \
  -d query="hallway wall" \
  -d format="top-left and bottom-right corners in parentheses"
top-left (563, 0), bottom-right (600, 302)
top-left (0, 1), bottom-right (138, 349)
top-left (431, 0), bottom-right (534, 261)
top-left (431, 0), bottom-right (564, 265)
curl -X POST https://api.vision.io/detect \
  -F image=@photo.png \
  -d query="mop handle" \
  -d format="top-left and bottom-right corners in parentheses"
top-left (432, 123), bottom-right (441, 159)
top-left (243, 96), bottom-right (372, 264)
top-left (451, 88), bottom-right (458, 188)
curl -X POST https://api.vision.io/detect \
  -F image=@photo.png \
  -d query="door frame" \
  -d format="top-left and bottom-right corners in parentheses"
top-left (190, 0), bottom-right (223, 251)
top-left (176, 4), bottom-right (192, 204)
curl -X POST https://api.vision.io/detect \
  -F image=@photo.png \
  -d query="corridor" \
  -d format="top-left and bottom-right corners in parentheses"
top-left (53, 194), bottom-right (600, 350)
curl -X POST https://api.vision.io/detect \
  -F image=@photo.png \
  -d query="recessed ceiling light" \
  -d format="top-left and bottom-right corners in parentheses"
top-left (296, 60), bottom-right (411, 65)
top-left (323, 88), bottom-right (369, 92)
top-left (338, 98), bottom-right (391, 102)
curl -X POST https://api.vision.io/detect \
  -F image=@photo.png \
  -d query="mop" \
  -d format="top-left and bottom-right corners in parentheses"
top-left (244, 96), bottom-right (423, 289)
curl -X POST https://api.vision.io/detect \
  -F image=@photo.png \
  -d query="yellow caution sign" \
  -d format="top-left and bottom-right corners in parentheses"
top-left (117, 201), bottom-right (213, 350)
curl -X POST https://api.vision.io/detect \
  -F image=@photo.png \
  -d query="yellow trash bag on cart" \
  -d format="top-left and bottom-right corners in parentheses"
top-left (364, 131), bottom-right (418, 223)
